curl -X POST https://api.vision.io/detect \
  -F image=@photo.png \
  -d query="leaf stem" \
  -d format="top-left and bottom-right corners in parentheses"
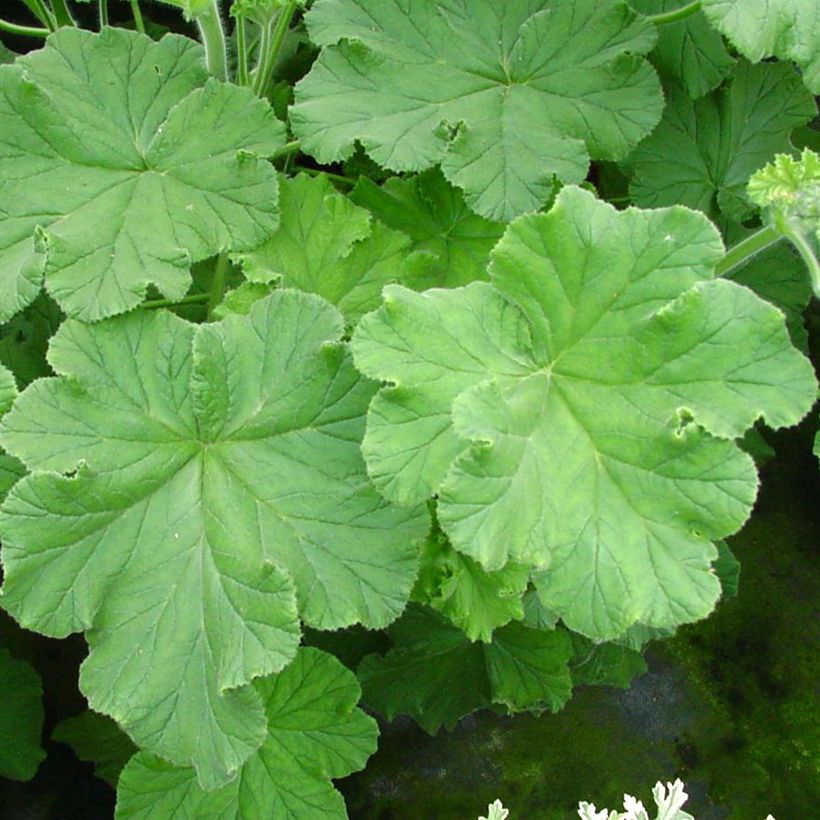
top-left (715, 225), bottom-right (782, 277)
top-left (647, 1), bottom-right (702, 26)
top-left (271, 140), bottom-right (301, 162)
top-left (196, 0), bottom-right (229, 82)
top-left (296, 166), bottom-right (357, 187)
top-left (780, 223), bottom-right (820, 298)
top-left (0, 17), bottom-right (49, 37)
top-left (144, 293), bottom-right (210, 310)
top-left (208, 252), bottom-right (231, 319)
top-left (235, 15), bottom-right (250, 86)
top-left (50, 0), bottom-right (76, 27)
top-left (130, 0), bottom-right (145, 34)
top-left (99, 0), bottom-right (109, 28)
top-left (21, 0), bottom-right (56, 30)
top-left (252, 0), bottom-right (298, 98)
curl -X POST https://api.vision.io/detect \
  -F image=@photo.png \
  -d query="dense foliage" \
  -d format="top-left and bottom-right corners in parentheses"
top-left (0, 1), bottom-right (817, 817)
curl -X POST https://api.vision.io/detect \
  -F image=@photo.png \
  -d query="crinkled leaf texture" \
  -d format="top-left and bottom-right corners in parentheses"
top-left (0, 27), bottom-right (284, 323)
top-left (0, 647), bottom-right (45, 781)
top-left (117, 647), bottom-right (377, 819)
top-left (292, 0), bottom-right (663, 222)
top-left (239, 173), bottom-right (416, 323)
top-left (0, 291), bottom-right (426, 788)
top-left (702, 0), bottom-right (820, 93)
top-left (627, 62), bottom-right (816, 222)
top-left (352, 187), bottom-right (818, 639)
top-left (358, 604), bottom-right (573, 733)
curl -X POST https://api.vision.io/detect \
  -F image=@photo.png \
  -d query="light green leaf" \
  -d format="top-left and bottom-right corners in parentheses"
top-left (350, 169), bottom-right (505, 289)
top-left (53, 711), bottom-right (137, 787)
top-left (701, 0), bottom-right (820, 93)
top-left (413, 518), bottom-right (529, 642)
top-left (0, 43), bottom-right (15, 65)
top-left (0, 647), bottom-right (45, 781)
top-left (292, 0), bottom-right (662, 221)
top-left (0, 292), bottom-right (426, 787)
top-left (358, 605), bottom-right (572, 733)
top-left (116, 647), bottom-right (377, 819)
top-left (353, 187), bottom-right (818, 639)
top-left (632, 0), bottom-right (735, 97)
top-left (239, 173), bottom-right (416, 323)
top-left (0, 28), bottom-right (284, 323)
top-left (627, 62), bottom-right (817, 222)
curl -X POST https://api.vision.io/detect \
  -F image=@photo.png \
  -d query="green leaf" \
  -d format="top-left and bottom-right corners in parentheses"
top-left (569, 635), bottom-right (647, 689)
top-left (627, 62), bottom-right (817, 222)
top-left (117, 647), bottom-right (377, 819)
top-left (714, 540), bottom-right (741, 599)
top-left (0, 647), bottom-right (45, 781)
top-left (0, 292), bottom-right (426, 787)
top-left (0, 294), bottom-right (62, 388)
top-left (0, 43), bottom-right (15, 65)
top-left (359, 605), bottom-right (572, 733)
top-left (0, 28), bottom-right (284, 323)
top-left (631, 0), bottom-right (735, 97)
top-left (292, 0), bottom-right (663, 222)
top-left (412, 518), bottom-right (529, 642)
top-left (352, 187), bottom-right (818, 639)
top-left (350, 169), bottom-right (505, 289)
top-left (53, 711), bottom-right (137, 787)
top-left (239, 173), bottom-right (416, 323)
top-left (701, 0), bottom-right (820, 93)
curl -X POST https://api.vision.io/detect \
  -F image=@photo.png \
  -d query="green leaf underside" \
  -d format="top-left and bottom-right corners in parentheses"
top-left (292, 0), bottom-right (663, 222)
top-left (0, 27), bottom-right (284, 323)
top-left (239, 174), bottom-right (416, 323)
top-left (632, 0), bottom-right (735, 98)
top-left (702, 0), bottom-right (820, 93)
top-left (569, 635), bottom-right (647, 689)
top-left (116, 648), bottom-right (378, 820)
top-left (349, 169), bottom-right (506, 289)
top-left (0, 647), bottom-right (45, 781)
top-left (358, 605), bottom-right (573, 733)
top-left (0, 291), bottom-right (426, 788)
top-left (352, 186), bottom-right (818, 639)
top-left (53, 711), bottom-right (137, 787)
top-left (627, 61), bottom-right (817, 222)
top-left (413, 521), bottom-right (529, 642)
top-left (0, 294), bottom-right (62, 388)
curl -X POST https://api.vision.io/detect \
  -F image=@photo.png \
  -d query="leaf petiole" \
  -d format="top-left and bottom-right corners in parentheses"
top-left (647, 1), bottom-right (702, 26)
top-left (143, 293), bottom-right (210, 310)
top-left (196, 0), bottom-right (229, 82)
top-left (235, 14), bottom-right (250, 86)
top-left (0, 17), bottom-right (49, 37)
top-left (99, 0), bottom-right (109, 28)
top-left (252, 0), bottom-right (299, 98)
top-left (129, 0), bottom-right (145, 34)
top-left (715, 224), bottom-right (782, 277)
top-left (207, 252), bottom-right (231, 319)
top-left (50, 0), bottom-right (76, 27)
top-left (21, 0), bottom-right (56, 30)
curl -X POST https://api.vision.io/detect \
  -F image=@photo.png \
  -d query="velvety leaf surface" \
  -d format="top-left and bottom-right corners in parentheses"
top-left (702, 0), bottom-right (820, 92)
top-left (0, 647), bottom-right (45, 781)
top-left (350, 169), bottom-right (505, 288)
top-left (353, 187), bottom-right (818, 639)
top-left (0, 292), bottom-right (425, 787)
top-left (292, 0), bottom-right (663, 221)
top-left (412, 520), bottom-right (529, 642)
top-left (0, 28), bottom-right (284, 322)
top-left (53, 711), bottom-right (137, 787)
top-left (116, 648), bottom-right (378, 820)
top-left (358, 605), bottom-right (573, 733)
top-left (627, 62), bottom-right (816, 222)
top-left (239, 173), bottom-right (415, 322)
top-left (632, 0), bottom-right (735, 97)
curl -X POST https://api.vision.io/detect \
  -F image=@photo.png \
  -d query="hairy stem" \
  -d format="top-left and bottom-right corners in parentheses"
top-left (0, 17), bottom-right (49, 36)
top-left (236, 15), bottom-right (250, 86)
top-left (21, 0), bottom-right (56, 30)
top-left (130, 0), bottom-right (145, 34)
top-left (783, 226), bottom-right (820, 299)
top-left (271, 140), bottom-right (301, 162)
top-left (208, 252), bottom-right (231, 319)
top-left (252, 0), bottom-right (298, 98)
top-left (144, 293), bottom-right (210, 310)
top-left (296, 166), bottom-right (357, 187)
top-left (715, 225), bottom-right (782, 277)
top-left (196, 0), bottom-right (229, 82)
top-left (99, 0), bottom-right (109, 28)
top-left (647, 0), bottom-right (702, 26)
top-left (50, 0), bottom-right (76, 27)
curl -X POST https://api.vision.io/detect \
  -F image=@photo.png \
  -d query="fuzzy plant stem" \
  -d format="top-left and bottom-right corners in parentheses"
top-left (235, 15), bottom-right (250, 86)
top-left (99, 0), bottom-right (109, 28)
top-left (207, 252), bottom-right (231, 319)
top-left (196, 0), bottom-right (229, 82)
top-left (0, 17), bottom-right (49, 36)
top-left (252, 0), bottom-right (299, 98)
top-left (144, 293), bottom-right (210, 310)
top-left (780, 222), bottom-right (820, 298)
top-left (715, 225), bottom-right (782, 277)
top-left (21, 0), bottom-right (56, 30)
top-left (129, 0), bottom-right (145, 33)
top-left (648, 1), bottom-right (702, 26)
top-left (50, 0), bottom-right (76, 26)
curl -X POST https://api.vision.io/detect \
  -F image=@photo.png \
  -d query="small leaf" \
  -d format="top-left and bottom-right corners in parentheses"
top-left (0, 647), bottom-right (45, 781)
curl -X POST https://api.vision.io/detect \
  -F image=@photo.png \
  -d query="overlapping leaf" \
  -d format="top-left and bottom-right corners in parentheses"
top-left (352, 187), bottom-right (818, 639)
top-left (292, 0), bottom-right (663, 221)
top-left (0, 647), bottom-right (45, 781)
top-left (117, 648), bottom-right (377, 819)
top-left (239, 173), bottom-right (416, 322)
top-left (350, 169), bottom-right (505, 289)
top-left (0, 291), bottom-right (426, 787)
top-left (0, 27), bottom-right (284, 322)
top-left (358, 605), bottom-right (573, 733)
top-left (632, 0), bottom-right (735, 97)
top-left (627, 62), bottom-right (816, 222)
top-left (701, 0), bottom-right (820, 92)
